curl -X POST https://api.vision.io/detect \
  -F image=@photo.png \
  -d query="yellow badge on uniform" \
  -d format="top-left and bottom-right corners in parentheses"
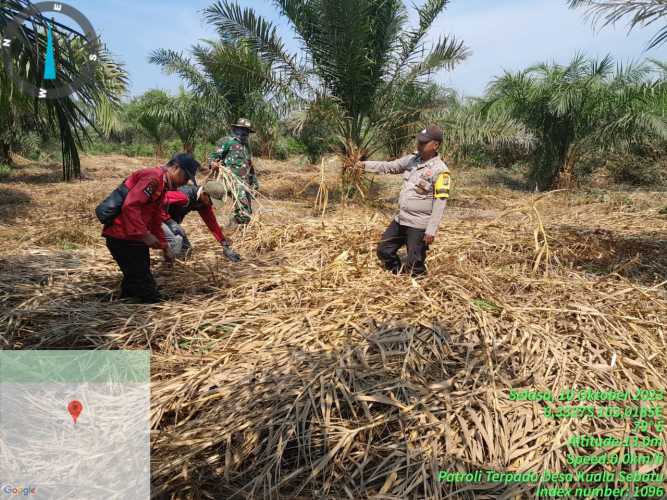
top-left (434, 172), bottom-right (451, 199)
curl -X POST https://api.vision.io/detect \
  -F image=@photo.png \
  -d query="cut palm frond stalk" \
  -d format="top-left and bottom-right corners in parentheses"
top-left (313, 159), bottom-right (329, 217)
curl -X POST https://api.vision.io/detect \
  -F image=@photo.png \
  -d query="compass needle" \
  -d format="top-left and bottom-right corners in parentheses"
top-left (3, 1), bottom-right (100, 99)
top-left (44, 19), bottom-right (56, 80)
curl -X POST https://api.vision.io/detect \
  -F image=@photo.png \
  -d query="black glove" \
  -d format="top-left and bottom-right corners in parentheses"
top-left (221, 240), bottom-right (241, 262)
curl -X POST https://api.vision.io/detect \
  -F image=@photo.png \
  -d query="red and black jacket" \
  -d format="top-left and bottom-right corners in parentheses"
top-left (161, 185), bottom-right (225, 242)
top-left (102, 166), bottom-right (168, 248)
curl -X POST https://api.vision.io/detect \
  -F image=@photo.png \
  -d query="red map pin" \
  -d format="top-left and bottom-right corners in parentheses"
top-left (67, 400), bottom-right (83, 424)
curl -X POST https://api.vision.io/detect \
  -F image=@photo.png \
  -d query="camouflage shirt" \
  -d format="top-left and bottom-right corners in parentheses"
top-left (210, 134), bottom-right (258, 188)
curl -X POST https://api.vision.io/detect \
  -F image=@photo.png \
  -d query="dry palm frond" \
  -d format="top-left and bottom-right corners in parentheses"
top-left (472, 191), bottom-right (564, 277)
top-left (213, 164), bottom-right (250, 206)
top-left (313, 159), bottom-right (329, 218)
top-left (531, 197), bottom-right (553, 275)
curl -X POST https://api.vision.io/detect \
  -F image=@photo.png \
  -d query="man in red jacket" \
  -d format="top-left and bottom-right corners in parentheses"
top-left (102, 154), bottom-right (200, 303)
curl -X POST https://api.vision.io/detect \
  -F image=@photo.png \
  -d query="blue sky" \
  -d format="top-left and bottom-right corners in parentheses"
top-left (79, 0), bottom-right (667, 98)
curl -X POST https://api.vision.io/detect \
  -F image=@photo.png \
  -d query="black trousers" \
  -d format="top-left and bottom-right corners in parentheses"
top-left (105, 237), bottom-right (160, 302)
top-left (376, 220), bottom-right (429, 276)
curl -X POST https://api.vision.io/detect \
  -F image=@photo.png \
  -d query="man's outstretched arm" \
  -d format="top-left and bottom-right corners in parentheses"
top-left (198, 206), bottom-right (241, 262)
top-left (198, 206), bottom-right (226, 243)
top-left (361, 154), bottom-right (414, 175)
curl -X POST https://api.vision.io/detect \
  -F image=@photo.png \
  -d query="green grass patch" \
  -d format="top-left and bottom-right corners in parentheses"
top-left (61, 241), bottom-right (79, 251)
top-left (177, 336), bottom-right (224, 354)
top-left (0, 163), bottom-right (12, 180)
top-left (197, 322), bottom-right (239, 335)
top-left (83, 141), bottom-right (158, 158)
top-left (581, 263), bottom-right (611, 275)
top-left (471, 298), bottom-right (502, 312)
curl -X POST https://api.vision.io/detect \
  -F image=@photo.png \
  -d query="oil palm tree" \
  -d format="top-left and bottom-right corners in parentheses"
top-left (375, 82), bottom-right (453, 158)
top-left (569, 0), bottom-right (667, 49)
top-left (431, 95), bottom-right (535, 165)
top-left (485, 54), bottom-right (667, 190)
top-left (147, 88), bottom-right (213, 155)
top-left (204, 0), bottom-right (469, 197)
top-left (149, 38), bottom-right (285, 156)
top-left (1, 0), bottom-right (127, 179)
top-left (125, 90), bottom-right (173, 158)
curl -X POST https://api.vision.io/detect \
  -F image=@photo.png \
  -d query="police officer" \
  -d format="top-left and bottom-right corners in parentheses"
top-left (161, 182), bottom-right (241, 262)
top-left (209, 118), bottom-right (259, 225)
top-left (101, 153), bottom-right (199, 302)
top-left (359, 125), bottom-right (451, 277)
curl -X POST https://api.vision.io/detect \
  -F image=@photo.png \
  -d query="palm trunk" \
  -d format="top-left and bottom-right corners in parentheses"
top-left (340, 140), bottom-right (370, 202)
top-left (183, 143), bottom-right (195, 155)
top-left (339, 117), bottom-right (371, 201)
top-left (553, 144), bottom-right (577, 190)
top-left (0, 141), bottom-right (11, 165)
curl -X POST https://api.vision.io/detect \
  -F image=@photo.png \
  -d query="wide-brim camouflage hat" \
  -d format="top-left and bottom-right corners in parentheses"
top-left (232, 118), bottom-right (255, 133)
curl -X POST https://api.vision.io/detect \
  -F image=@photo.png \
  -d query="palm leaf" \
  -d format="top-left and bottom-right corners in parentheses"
top-left (402, 35), bottom-right (470, 83)
top-left (569, 0), bottom-right (667, 49)
top-left (204, 0), bottom-right (306, 88)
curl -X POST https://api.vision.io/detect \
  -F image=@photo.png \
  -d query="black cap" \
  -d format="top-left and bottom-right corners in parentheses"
top-left (416, 125), bottom-right (443, 143)
top-left (170, 153), bottom-right (200, 187)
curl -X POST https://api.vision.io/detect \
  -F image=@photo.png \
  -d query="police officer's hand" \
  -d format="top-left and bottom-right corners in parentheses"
top-left (424, 234), bottom-right (435, 245)
top-left (142, 233), bottom-right (161, 249)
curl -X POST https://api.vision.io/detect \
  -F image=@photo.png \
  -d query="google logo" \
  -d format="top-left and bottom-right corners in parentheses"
top-left (0, 483), bottom-right (37, 497)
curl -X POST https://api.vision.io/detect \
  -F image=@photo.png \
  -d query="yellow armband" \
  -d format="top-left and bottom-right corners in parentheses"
top-left (434, 172), bottom-right (451, 199)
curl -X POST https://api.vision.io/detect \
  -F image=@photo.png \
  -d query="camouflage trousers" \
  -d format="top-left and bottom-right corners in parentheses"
top-left (219, 168), bottom-right (254, 225)
top-left (233, 185), bottom-right (253, 225)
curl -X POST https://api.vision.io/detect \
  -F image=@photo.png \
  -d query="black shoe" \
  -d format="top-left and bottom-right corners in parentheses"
top-left (118, 291), bottom-right (164, 304)
top-left (139, 293), bottom-right (165, 304)
top-left (118, 296), bottom-right (143, 304)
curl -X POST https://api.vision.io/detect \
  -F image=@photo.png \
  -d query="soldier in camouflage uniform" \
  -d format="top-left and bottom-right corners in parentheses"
top-left (208, 118), bottom-right (259, 225)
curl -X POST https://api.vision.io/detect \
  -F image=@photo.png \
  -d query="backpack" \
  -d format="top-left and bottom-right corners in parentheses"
top-left (95, 180), bottom-right (130, 225)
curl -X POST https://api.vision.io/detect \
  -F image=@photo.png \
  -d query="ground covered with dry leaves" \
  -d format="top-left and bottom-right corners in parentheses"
top-left (1, 155), bottom-right (666, 499)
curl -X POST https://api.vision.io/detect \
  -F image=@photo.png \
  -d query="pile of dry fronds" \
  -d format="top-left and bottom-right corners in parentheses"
top-left (1, 155), bottom-right (666, 498)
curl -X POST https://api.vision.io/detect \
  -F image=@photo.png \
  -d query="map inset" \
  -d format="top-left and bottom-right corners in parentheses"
top-left (0, 351), bottom-right (150, 499)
